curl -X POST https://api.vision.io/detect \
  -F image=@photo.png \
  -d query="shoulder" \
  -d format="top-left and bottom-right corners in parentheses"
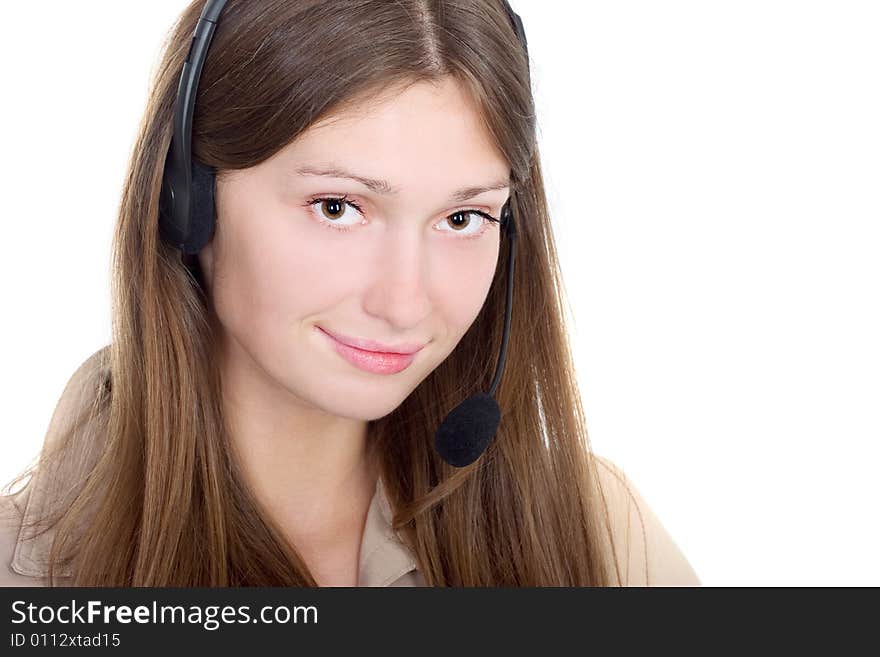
top-left (0, 346), bottom-right (109, 588)
top-left (0, 490), bottom-right (49, 586)
top-left (43, 346), bottom-right (111, 444)
top-left (591, 453), bottom-right (701, 586)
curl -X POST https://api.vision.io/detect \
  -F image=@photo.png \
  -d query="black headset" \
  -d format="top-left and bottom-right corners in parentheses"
top-left (159, 0), bottom-right (531, 468)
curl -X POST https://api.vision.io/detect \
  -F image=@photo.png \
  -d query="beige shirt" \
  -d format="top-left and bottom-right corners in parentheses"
top-left (0, 348), bottom-right (700, 587)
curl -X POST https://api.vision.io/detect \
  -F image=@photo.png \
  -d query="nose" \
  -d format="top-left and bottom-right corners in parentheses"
top-left (362, 225), bottom-right (432, 329)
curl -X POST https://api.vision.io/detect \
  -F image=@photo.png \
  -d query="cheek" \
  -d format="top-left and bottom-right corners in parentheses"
top-left (209, 194), bottom-right (363, 351)
top-left (431, 236), bottom-right (502, 337)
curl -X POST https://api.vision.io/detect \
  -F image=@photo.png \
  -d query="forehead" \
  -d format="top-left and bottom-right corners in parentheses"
top-left (274, 79), bottom-right (509, 186)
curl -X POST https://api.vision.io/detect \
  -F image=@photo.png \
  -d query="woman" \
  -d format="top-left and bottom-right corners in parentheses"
top-left (0, 0), bottom-right (700, 586)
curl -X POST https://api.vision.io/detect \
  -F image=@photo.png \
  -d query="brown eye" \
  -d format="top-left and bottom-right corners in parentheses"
top-left (447, 212), bottom-right (473, 231)
top-left (321, 199), bottom-right (345, 220)
top-left (436, 210), bottom-right (494, 239)
top-left (307, 196), bottom-right (364, 232)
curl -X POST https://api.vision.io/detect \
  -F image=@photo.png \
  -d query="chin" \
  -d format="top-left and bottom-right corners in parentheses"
top-left (322, 396), bottom-right (407, 422)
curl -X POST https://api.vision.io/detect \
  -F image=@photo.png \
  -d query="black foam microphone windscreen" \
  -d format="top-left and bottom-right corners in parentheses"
top-left (434, 393), bottom-right (502, 468)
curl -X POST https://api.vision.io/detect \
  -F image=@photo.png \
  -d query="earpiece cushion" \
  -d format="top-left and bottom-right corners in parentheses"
top-left (185, 159), bottom-right (217, 254)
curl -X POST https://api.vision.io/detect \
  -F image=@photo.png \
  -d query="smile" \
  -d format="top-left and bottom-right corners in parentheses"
top-left (315, 326), bottom-right (418, 375)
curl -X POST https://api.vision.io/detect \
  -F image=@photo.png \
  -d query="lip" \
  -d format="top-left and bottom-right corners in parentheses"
top-left (316, 326), bottom-right (426, 355)
top-left (316, 326), bottom-right (421, 375)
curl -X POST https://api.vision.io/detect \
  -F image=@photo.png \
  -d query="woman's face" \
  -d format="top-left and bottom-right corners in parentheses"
top-left (199, 77), bottom-right (510, 421)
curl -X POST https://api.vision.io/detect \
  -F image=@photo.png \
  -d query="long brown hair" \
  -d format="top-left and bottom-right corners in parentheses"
top-left (5, 0), bottom-right (625, 586)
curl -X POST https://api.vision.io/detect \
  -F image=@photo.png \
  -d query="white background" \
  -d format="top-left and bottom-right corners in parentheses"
top-left (1, 1), bottom-right (877, 586)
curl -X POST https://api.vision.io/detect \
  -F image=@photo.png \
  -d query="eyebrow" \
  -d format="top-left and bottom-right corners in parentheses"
top-left (294, 164), bottom-right (510, 203)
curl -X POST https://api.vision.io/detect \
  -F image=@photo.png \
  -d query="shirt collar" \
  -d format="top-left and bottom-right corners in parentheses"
top-left (11, 348), bottom-right (420, 586)
top-left (357, 475), bottom-right (420, 586)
